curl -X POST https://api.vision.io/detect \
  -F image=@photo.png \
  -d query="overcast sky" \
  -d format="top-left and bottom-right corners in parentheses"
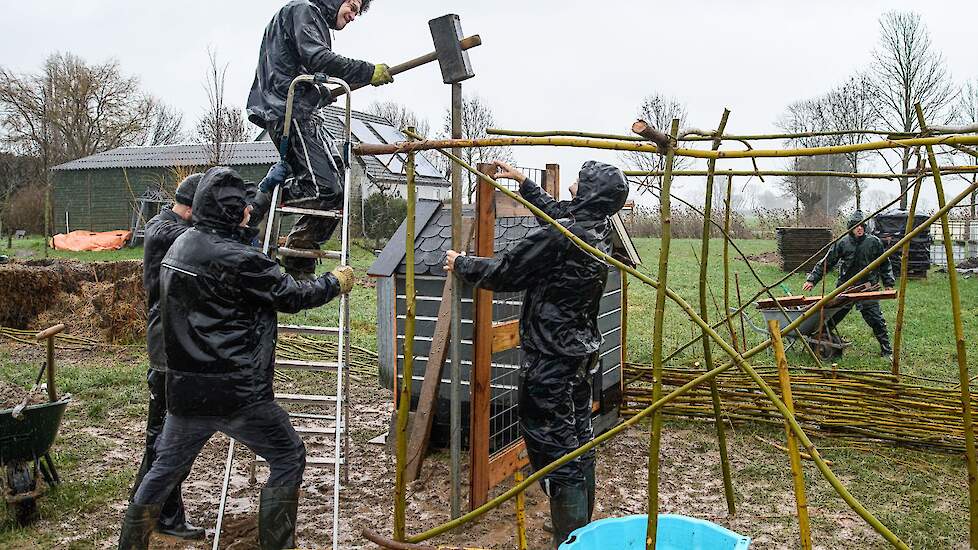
top-left (3, 1), bottom-right (976, 210)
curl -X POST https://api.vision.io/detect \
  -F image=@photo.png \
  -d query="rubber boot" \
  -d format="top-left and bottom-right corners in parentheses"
top-left (549, 483), bottom-right (590, 549)
top-left (584, 467), bottom-right (596, 522)
top-left (258, 485), bottom-right (300, 550)
top-left (876, 330), bottom-right (893, 358)
top-left (117, 504), bottom-right (161, 550)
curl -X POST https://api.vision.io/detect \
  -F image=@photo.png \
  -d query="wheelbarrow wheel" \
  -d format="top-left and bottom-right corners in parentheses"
top-left (6, 463), bottom-right (39, 525)
top-left (815, 333), bottom-right (845, 361)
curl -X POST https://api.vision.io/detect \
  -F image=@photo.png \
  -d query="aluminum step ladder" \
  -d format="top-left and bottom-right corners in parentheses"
top-left (213, 76), bottom-right (354, 550)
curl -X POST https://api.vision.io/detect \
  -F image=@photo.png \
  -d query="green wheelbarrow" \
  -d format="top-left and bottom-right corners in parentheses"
top-left (1, 324), bottom-right (70, 525)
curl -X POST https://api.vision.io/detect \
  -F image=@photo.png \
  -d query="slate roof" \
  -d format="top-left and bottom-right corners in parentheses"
top-left (368, 202), bottom-right (642, 278)
top-left (52, 106), bottom-right (450, 188)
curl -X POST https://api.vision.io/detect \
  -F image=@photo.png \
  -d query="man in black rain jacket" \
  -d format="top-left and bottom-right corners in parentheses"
top-left (119, 167), bottom-right (355, 550)
top-left (803, 210), bottom-right (896, 357)
top-left (247, 0), bottom-right (392, 279)
top-left (445, 160), bottom-right (629, 548)
top-left (129, 173), bottom-right (204, 541)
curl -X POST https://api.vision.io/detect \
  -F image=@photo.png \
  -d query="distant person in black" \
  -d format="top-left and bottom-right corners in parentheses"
top-left (803, 210), bottom-right (896, 358)
top-left (247, 0), bottom-right (393, 280)
top-left (445, 160), bottom-right (629, 548)
top-left (119, 167), bottom-right (353, 550)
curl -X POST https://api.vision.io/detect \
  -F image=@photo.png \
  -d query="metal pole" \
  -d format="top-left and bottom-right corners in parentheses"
top-left (213, 439), bottom-right (236, 550)
top-left (449, 81), bottom-right (463, 520)
top-left (646, 119), bottom-right (680, 550)
top-left (917, 104), bottom-right (978, 548)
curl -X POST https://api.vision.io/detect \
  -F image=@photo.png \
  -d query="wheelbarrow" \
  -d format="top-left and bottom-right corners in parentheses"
top-left (1, 324), bottom-right (70, 525)
top-left (739, 303), bottom-right (852, 360)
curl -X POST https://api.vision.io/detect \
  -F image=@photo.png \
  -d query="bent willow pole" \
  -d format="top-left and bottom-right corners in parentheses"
top-left (355, 134), bottom-right (978, 161)
top-left (392, 130), bottom-right (977, 549)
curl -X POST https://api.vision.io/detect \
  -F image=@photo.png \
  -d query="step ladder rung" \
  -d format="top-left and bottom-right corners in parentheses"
top-left (276, 393), bottom-right (338, 404)
top-left (278, 324), bottom-right (341, 335)
top-left (294, 426), bottom-right (344, 436)
top-left (255, 455), bottom-right (344, 466)
top-left (276, 247), bottom-right (342, 260)
top-left (276, 206), bottom-right (342, 218)
top-left (275, 359), bottom-right (340, 372)
top-left (288, 412), bottom-right (337, 421)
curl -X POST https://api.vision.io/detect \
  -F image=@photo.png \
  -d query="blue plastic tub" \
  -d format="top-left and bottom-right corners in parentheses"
top-left (559, 514), bottom-right (751, 550)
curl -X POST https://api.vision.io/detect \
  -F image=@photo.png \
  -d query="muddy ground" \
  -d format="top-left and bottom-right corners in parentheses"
top-left (0, 342), bottom-right (969, 549)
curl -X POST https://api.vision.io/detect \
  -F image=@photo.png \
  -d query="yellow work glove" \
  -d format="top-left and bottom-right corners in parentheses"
top-left (330, 265), bottom-right (355, 294)
top-left (370, 63), bottom-right (393, 86)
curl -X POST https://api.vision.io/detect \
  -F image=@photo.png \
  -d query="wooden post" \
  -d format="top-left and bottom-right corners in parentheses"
top-left (646, 119), bottom-right (680, 550)
top-left (697, 109), bottom-right (735, 516)
top-left (545, 163), bottom-right (560, 199)
top-left (470, 163), bottom-right (496, 511)
top-left (917, 104), bottom-right (978, 548)
top-left (891, 174), bottom-right (923, 377)
top-left (769, 319), bottom-right (812, 550)
top-left (515, 470), bottom-right (528, 550)
top-left (393, 149), bottom-right (417, 541)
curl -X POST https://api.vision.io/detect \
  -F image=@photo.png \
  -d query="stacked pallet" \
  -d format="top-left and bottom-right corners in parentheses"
top-left (874, 211), bottom-right (932, 278)
top-left (776, 227), bottom-right (832, 273)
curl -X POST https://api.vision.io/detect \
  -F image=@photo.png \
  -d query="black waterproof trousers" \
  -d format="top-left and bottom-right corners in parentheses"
top-left (132, 401), bottom-right (306, 506)
top-left (268, 113), bottom-right (343, 275)
top-left (827, 299), bottom-right (892, 354)
top-left (128, 369), bottom-right (189, 531)
top-left (519, 352), bottom-right (596, 495)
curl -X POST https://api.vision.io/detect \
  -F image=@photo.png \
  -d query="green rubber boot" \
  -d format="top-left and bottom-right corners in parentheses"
top-left (258, 485), bottom-right (300, 550)
top-left (117, 504), bottom-right (161, 550)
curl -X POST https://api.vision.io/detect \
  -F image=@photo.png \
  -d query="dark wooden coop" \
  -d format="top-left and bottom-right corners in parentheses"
top-left (368, 165), bottom-right (640, 507)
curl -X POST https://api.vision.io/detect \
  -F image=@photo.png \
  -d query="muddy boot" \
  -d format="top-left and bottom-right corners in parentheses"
top-left (118, 504), bottom-right (161, 550)
top-left (258, 485), bottom-right (300, 550)
top-left (549, 483), bottom-right (589, 549)
top-left (876, 330), bottom-right (893, 358)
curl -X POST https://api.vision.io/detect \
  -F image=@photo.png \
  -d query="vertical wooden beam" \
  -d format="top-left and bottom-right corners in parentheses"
top-left (393, 148), bottom-right (417, 541)
top-left (469, 162), bottom-right (496, 511)
top-left (916, 104), bottom-right (978, 548)
top-left (891, 174), bottom-right (923, 377)
top-left (698, 109), bottom-right (735, 516)
top-left (646, 119), bottom-right (680, 550)
top-left (769, 319), bottom-right (812, 550)
top-left (545, 163), bottom-right (561, 200)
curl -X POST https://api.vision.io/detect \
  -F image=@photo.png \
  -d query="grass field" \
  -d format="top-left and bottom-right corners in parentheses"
top-left (1, 234), bottom-right (976, 547)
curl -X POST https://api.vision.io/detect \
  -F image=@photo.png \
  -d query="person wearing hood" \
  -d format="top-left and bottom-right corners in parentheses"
top-left (247, 0), bottom-right (392, 280)
top-left (119, 167), bottom-right (356, 550)
top-left (128, 173), bottom-right (205, 541)
top-left (445, 160), bottom-right (629, 548)
top-left (803, 211), bottom-right (896, 357)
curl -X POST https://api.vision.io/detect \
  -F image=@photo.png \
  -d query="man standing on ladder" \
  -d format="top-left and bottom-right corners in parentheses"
top-left (803, 210), bottom-right (896, 359)
top-left (445, 160), bottom-right (629, 548)
top-left (247, 0), bottom-right (393, 279)
top-left (119, 167), bottom-right (355, 550)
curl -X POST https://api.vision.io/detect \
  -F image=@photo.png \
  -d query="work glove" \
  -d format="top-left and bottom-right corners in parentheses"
top-left (370, 63), bottom-right (394, 86)
top-left (259, 160), bottom-right (291, 193)
top-left (330, 265), bottom-right (356, 294)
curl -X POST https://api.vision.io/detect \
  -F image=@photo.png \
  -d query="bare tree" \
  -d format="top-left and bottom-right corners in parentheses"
top-left (195, 49), bottom-right (249, 166)
top-left (778, 96), bottom-right (840, 218)
top-left (620, 94), bottom-right (690, 185)
top-left (954, 79), bottom-right (978, 217)
top-left (144, 102), bottom-right (184, 146)
top-left (779, 155), bottom-right (854, 220)
top-left (440, 94), bottom-right (514, 201)
top-left (0, 52), bottom-right (163, 169)
top-left (871, 10), bottom-right (957, 208)
top-left (825, 73), bottom-right (879, 210)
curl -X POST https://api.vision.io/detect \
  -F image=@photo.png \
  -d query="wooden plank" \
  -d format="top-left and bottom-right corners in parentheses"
top-left (404, 221), bottom-right (474, 482)
top-left (491, 320), bottom-right (520, 353)
top-left (488, 440), bottom-right (529, 489)
top-left (470, 163), bottom-right (496, 511)
top-left (756, 289), bottom-right (897, 310)
top-left (545, 164), bottom-right (560, 199)
top-left (495, 190), bottom-right (532, 218)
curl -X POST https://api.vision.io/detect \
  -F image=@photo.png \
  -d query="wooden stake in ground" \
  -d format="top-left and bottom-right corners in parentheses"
top-left (917, 104), bottom-right (978, 549)
top-left (891, 174), bottom-right (923, 377)
top-left (697, 109), bottom-right (736, 516)
top-left (769, 319), bottom-right (812, 550)
top-left (645, 118), bottom-right (680, 550)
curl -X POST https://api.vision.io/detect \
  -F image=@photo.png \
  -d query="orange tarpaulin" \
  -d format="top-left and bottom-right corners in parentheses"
top-left (51, 230), bottom-right (131, 252)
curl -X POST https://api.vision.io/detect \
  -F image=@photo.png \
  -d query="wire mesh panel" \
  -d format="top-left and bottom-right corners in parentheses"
top-left (930, 218), bottom-right (978, 266)
top-left (488, 290), bottom-right (524, 454)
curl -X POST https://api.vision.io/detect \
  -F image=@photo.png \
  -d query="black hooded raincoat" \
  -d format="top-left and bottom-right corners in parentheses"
top-left (247, 0), bottom-right (374, 128)
top-left (160, 167), bottom-right (342, 417)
